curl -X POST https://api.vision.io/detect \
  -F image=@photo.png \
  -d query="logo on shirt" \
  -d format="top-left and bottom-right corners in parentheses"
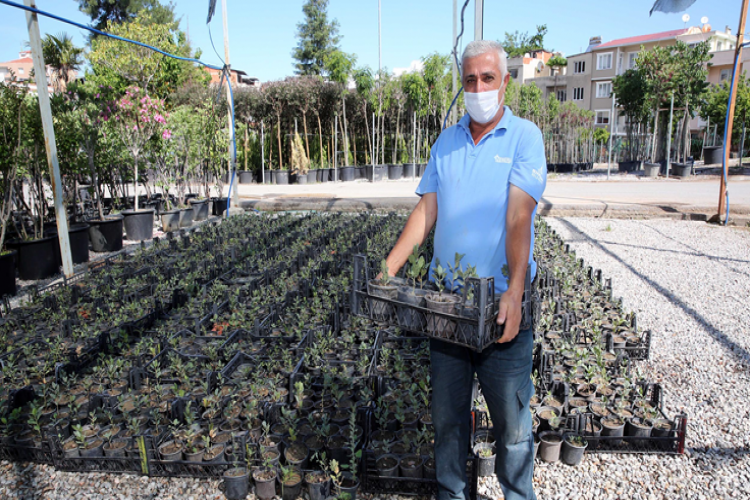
top-left (532, 166), bottom-right (544, 183)
top-left (494, 155), bottom-right (511, 164)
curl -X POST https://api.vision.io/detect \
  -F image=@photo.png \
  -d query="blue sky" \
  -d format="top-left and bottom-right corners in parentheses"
top-left (0, 0), bottom-right (742, 82)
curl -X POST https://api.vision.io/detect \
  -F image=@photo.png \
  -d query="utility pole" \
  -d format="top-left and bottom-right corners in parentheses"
top-left (666, 93), bottom-right (674, 179)
top-left (23, 0), bottom-right (73, 277)
top-left (452, 0), bottom-right (458, 126)
top-left (607, 92), bottom-right (616, 180)
top-left (717, 0), bottom-right (748, 222)
top-left (378, 0), bottom-right (382, 75)
top-left (474, 0), bottom-right (484, 41)
top-left (222, 0), bottom-right (240, 216)
top-left (261, 121), bottom-right (265, 184)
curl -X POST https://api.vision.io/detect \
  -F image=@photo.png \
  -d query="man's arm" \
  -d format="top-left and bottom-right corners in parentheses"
top-left (383, 193), bottom-right (438, 277)
top-left (496, 185), bottom-right (537, 342)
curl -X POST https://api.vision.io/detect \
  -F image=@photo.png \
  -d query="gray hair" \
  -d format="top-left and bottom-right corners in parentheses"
top-left (461, 40), bottom-right (508, 79)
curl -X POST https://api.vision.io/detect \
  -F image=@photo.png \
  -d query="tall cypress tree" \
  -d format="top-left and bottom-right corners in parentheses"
top-left (292, 0), bottom-right (340, 76)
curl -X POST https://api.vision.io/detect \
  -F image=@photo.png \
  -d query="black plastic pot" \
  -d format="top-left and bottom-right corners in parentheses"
top-left (65, 223), bottom-right (90, 264)
top-left (161, 210), bottom-right (180, 232)
top-left (375, 454), bottom-right (399, 477)
top-left (263, 170), bottom-right (272, 184)
top-left (671, 162), bottom-right (692, 178)
top-left (276, 170), bottom-right (290, 185)
top-left (122, 209), bottom-right (155, 241)
top-left (335, 473), bottom-right (359, 500)
top-left (703, 145), bottom-right (723, 165)
top-left (643, 162), bottom-right (660, 178)
top-left (355, 166), bottom-right (365, 180)
top-left (418, 163), bottom-right (426, 177)
top-left (560, 433), bottom-right (587, 465)
top-left (388, 164), bottom-right (403, 180)
top-left (403, 163), bottom-right (417, 178)
top-left (212, 197), bottom-right (228, 216)
top-left (295, 172), bottom-right (309, 184)
top-left (271, 170), bottom-right (277, 184)
top-left (189, 199), bottom-right (210, 221)
top-left (618, 160), bottom-right (640, 173)
top-left (473, 442), bottom-right (496, 477)
top-left (601, 417), bottom-right (625, 446)
top-left (253, 468), bottom-right (277, 500)
top-left (339, 166), bottom-right (355, 182)
top-left (399, 454), bottom-right (423, 478)
top-left (538, 431), bottom-right (562, 463)
top-left (396, 287), bottom-right (428, 330)
top-left (6, 235), bottom-right (59, 280)
top-left (88, 215), bottom-right (124, 253)
top-left (279, 472), bottom-right (303, 500)
top-left (0, 250), bottom-right (17, 297)
top-left (307, 170), bottom-right (318, 183)
top-left (224, 468), bottom-right (249, 500)
top-left (239, 171), bottom-right (254, 184)
top-left (626, 417), bottom-right (653, 447)
top-left (179, 208), bottom-right (194, 228)
top-left (305, 473), bottom-right (330, 500)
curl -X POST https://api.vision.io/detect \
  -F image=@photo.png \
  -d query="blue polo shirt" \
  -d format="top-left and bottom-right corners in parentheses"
top-left (416, 107), bottom-right (547, 294)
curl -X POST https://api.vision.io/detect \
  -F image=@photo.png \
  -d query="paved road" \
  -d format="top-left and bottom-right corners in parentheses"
top-left (235, 176), bottom-right (750, 219)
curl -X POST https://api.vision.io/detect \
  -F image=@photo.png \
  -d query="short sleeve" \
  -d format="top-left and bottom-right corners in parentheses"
top-left (416, 143), bottom-right (439, 196)
top-left (509, 126), bottom-right (547, 203)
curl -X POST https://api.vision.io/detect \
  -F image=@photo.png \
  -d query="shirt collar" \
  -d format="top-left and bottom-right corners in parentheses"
top-left (458, 106), bottom-right (514, 135)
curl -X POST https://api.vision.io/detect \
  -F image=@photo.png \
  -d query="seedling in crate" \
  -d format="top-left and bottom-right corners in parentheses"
top-left (446, 252), bottom-right (466, 292)
top-left (405, 245), bottom-right (427, 288)
top-left (431, 259), bottom-right (447, 295)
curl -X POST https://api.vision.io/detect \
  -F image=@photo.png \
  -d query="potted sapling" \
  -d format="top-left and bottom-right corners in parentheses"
top-left (473, 440), bottom-right (496, 477)
top-left (396, 245), bottom-right (429, 329)
top-left (424, 258), bottom-right (461, 337)
top-left (252, 450), bottom-right (278, 500)
top-left (367, 259), bottom-right (398, 319)
top-left (223, 442), bottom-right (252, 500)
top-left (561, 433), bottom-right (588, 465)
top-left (305, 453), bottom-right (331, 500)
top-left (278, 465), bottom-right (304, 500)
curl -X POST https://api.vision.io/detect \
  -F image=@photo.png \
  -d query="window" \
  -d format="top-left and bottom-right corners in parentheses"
top-left (573, 61), bottom-right (586, 74)
top-left (596, 82), bottom-right (612, 98)
top-left (597, 52), bottom-right (612, 70)
top-left (18, 67), bottom-right (24, 75)
top-left (573, 87), bottom-right (584, 101)
top-left (509, 68), bottom-right (519, 80)
top-left (556, 89), bottom-right (567, 102)
top-left (628, 52), bottom-right (639, 69)
top-left (717, 41), bottom-right (724, 51)
top-left (596, 110), bottom-right (610, 125)
top-left (720, 69), bottom-right (730, 82)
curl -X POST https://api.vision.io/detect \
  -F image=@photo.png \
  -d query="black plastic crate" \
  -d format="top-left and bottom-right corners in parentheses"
top-left (351, 255), bottom-right (532, 352)
top-left (361, 449), bottom-right (477, 500)
top-left (0, 439), bottom-right (54, 465)
top-left (143, 433), bottom-right (246, 478)
top-left (50, 435), bottom-right (146, 474)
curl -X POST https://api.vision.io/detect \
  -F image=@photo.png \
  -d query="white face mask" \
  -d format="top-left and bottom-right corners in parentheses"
top-left (464, 87), bottom-right (505, 124)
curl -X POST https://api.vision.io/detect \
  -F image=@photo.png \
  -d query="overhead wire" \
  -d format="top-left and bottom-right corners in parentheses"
top-left (443, 0), bottom-right (471, 130)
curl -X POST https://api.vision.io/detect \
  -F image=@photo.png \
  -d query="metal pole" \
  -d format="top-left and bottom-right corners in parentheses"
top-left (741, 122), bottom-right (746, 168)
top-left (221, 0), bottom-right (239, 216)
top-left (372, 113), bottom-right (376, 166)
top-left (452, 0), bottom-right (458, 126)
top-left (24, 0), bottom-right (73, 277)
top-left (261, 121), bottom-right (265, 184)
top-left (334, 114), bottom-right (338, 182)
top-left (474, 0), bottom-right (484, 41)
top-left (719, 0), bottom-right (748, 220)
top-left (666, 93), bottom-right (674, 179)
top-left (607, 92), bottom-right (615, 180)
top-left (412, 111), bottom-right (417, 173)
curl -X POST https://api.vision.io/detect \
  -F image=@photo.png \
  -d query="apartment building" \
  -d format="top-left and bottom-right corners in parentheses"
top-left (531, 25), bottom-right (738, 134)
top-left (506, 50), bottom-right (558, 84)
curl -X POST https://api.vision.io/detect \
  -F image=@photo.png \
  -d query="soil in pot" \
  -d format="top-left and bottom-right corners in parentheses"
top-left (158, 440), bottom-right (183, 461)
top-left (375, 454), bottom-right (399, 477)
top-left (0, 250), bottom-right (17, 298)
top-left (561, 433), bottom-right (587, 465)
top-left (538, 431), bottom-right (562, 463)
top-left (88, 215), bottom-right (124, 252)
top-left (253, 467), bottom-right (278, 500)
top-left (80, 438), bottom-right (104, 458)
top-left (399, 454), bottom-right (423, 478)
top-left (122, 209), bottom-right (155, 241)
top-left (103, 439), bottom-right (128, 458)
top-left (284, 442), bottom-right (309, 469)
top-left (224, 467), bottom-right (249, 500)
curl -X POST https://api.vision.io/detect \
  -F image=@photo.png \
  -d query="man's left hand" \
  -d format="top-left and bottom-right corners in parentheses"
top-left (496, 289), bottom-right (523, 343)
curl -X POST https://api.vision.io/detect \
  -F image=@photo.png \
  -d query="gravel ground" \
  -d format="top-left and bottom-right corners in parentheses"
top-left (3, 217), bottom-right (749, 499)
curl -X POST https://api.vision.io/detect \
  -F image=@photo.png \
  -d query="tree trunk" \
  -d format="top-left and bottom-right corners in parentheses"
top-left (342, 96), bottom-right (349, 166)
top-left (244, 124), bottom-right (249, 171)
top-left (276, 114), bottom-right (283, 170)
top-left (302, 111), bottom-right (310, 161)
top-left (364, 104), bottom-right (372, 164)
top-left (317, 114), bottom-right (324, 166)
top-left (650, 106), bottom-right (659, 162)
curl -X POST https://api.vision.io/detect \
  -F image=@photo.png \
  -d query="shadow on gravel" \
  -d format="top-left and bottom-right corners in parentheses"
top-left (557, 218), bottom-right (750, 368)
top-left (11, 461), bottom-right (41, 499)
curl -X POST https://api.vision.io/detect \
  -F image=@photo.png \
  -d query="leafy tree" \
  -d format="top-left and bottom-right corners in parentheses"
top-left (41, 32), bottom-right (84, 92)
top-left (325, 49), bottom-right (356, 165)
top-left (87, 11), bottom-right (208, 98)
top-left (700, 75), bottom-right (750, 146)
top-left (502, 25), bottom-right (548, 58)
top-left (78, 0), bottom-right (176, 32)
top-left (0, 79), bottom-right (29, 251)
top-left (292, 0), bottom-right (341, 76)
top-left (613, 68), bottom-right (650, 161)
top-left (353, 67), bottom-right (375, 162)
top-left (547, 55), bottom-right (567, 71)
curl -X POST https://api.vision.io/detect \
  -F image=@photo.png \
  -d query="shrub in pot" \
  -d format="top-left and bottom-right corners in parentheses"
top-left (367, 259), bottom-right (398, 319)
top-left (473, 442), bottom-right (496, 477)
top-left (600, 416), bottom-right (626, 446)
top-left (253, 466), bottom-right (277, 500)
top-left (304, 470), bottom-right (330, 500)
top-left (538, 430), bottom-right (562, 463)
top-left (278, 466), bottom-right (303, 500)
top-left (224, 467), bottom-right (249, 500)
top-left (424, 260), bottom-right (461, 337)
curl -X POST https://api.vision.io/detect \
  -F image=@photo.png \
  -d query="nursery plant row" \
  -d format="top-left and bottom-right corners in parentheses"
top-left (0, 213), bottom-right (685, 500)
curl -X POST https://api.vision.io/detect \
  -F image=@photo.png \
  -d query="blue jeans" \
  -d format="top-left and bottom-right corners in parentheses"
top-left (430, 328), bottom-right (536, 500)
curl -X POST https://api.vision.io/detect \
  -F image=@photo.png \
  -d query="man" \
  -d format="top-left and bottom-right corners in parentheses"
top-left (382, 40), bottom-right (546, 500)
